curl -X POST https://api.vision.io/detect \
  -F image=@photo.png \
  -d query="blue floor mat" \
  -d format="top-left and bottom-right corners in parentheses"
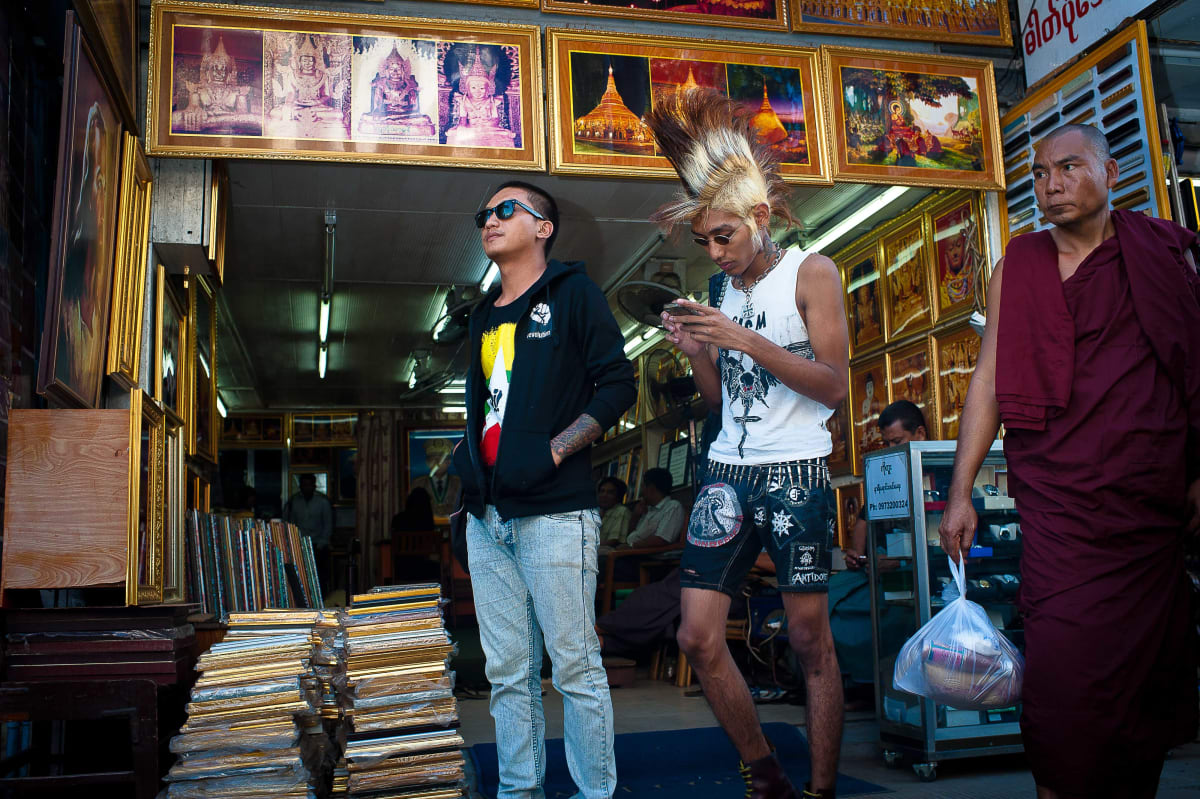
top-left (468, 721), bottom-right (890, 797)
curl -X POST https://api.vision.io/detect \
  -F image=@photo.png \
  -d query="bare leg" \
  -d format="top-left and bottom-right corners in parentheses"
top-left (677, 587), bottom-right (771, 762)
top-left (1036, 787), bottom-right (1059, 799)
top-left (781, 592), bottom-right (843, 791)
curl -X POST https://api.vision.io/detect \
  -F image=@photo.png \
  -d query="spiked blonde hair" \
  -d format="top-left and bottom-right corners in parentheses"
top-left (644, 88), bottom-right (797, 232)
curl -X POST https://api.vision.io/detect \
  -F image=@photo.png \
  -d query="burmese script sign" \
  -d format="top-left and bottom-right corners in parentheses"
top-left (1017, 0), bottom-right (1152, 86)
top-left (147, 2), bottom-right (545, 170)
top-left (864, 450), bottom-right (910, 521)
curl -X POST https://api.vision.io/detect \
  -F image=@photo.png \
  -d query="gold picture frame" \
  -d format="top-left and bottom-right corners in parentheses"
top-left (849, 353), bottom-right (889, 475)
top-left (155, 265), bottom-right (188, 425)
top-left (880, 215), bottom-right (934, 341)
top-left (542, 0), bottom-right (788, 32)
top-left (107, 132), bottom-right (154, 389)
top-left (835, 239), bottom-right (886, 358)
top-left (826, 396), bottom-right (852, 475)
top-left (886, 335), bottom-right (935, 435)
top-left (290, 412), bottom-right (358, 447)
top-left (161, 419), bottom-right (187, 603)
top-left (73, 0), bottom-right (140, 130)
top-left (187, 274), bottom-right (218, 463)
top-left (127, 389), bottom-right (166, 605)
top-left (822, 46), bottom-right (1004, 190)
top-left (221, 413), bottom-right (287, 447)
top-left (927, 190), bottom-right (987, 322)
top-left (998, 20), bottom-right (1168, 243)
top-left (835, 481), bottom-right (864, 551)
top-left (931, 321), bottom-right (981, 441)
top-left (147, 1), bottom-right (545, 171)
top-left (791, 0), bottom-right (1011, 48)
top-left (547, 28), bottom-right (830, 184)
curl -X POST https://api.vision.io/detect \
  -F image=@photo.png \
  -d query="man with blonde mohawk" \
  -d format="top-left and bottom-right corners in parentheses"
top-left (649, 90), bottom-right (850, 799)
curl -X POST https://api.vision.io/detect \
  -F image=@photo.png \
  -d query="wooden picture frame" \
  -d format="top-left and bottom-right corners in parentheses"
top-left (107, 132), bottom-right (154, 389)
top-left (406, 428), bottom-right (465, 524)
top-left (147, 2), bottom-right (545, 171)
top-left (928, 191), bottom-right (987, 321)
top-left (886, 336), bottom-right (936, 436)
top-left (790, 0), bottom-right (1011, 48)
top-left (155, 265), bottom-right (187, 424)
top-left (161, 420), bottom-right (187, 603)
top-left (880, 216), bottom-right (934, 340)
top-left (931, 322), bottom-right (981, 441)
top-left (835, 481), bottom-right (864, 551)
top-left (73, 0), bottom-right (139, 130)
top-left (189, 474), bottom-right (211, 512)
top-left (826, 397), bottom-right (852, 475)
top-left (547, 29), bottom-right (830, 184)
top-left (822, 46), bottom-right (1003, 190)
top-left (290, 412), bottom-right (357, 447)
top-left (128, 390), bottom-right (166, 605)
top-left (221, 413), bottom-right (287, 447)
top-left (542, 0), bottom-right (788, 33)
top-left (187, 275), bottom-right (218, 463)
top-left (835, 239), bottom-right (886, 358)
top-left (998, 20), bottom-right (1168, 243)
top-left (849, 354), bottom-right (889, 475)
top-left (37, 13), bottom-right (123, 409)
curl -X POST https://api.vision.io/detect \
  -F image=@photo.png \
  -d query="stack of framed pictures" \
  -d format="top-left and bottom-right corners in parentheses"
top-left (829, 189), bottom-right (989, 475)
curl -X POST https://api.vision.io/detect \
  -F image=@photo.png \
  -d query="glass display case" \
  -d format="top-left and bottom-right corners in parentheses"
top-left (864, 441), bottom-right (1023, 782)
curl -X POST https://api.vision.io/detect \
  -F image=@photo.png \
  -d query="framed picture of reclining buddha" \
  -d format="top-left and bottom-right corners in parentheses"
top-left (147, 2), bottom-right (544, 170)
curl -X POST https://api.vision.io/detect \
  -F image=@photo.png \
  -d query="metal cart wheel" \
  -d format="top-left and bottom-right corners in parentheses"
top-left (882, 750), bottom-right (903, 769)
top-left (913, 762), bottom-right (938, 782)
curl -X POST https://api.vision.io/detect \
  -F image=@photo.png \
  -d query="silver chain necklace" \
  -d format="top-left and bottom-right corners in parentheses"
top-left (733, 244), bottom-right (785, 323)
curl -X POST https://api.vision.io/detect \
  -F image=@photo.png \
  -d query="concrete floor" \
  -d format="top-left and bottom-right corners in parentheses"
top-left (458, 675), bottom-right (1200, 798)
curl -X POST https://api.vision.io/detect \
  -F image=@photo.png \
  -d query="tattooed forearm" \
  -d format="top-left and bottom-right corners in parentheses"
top-left (550, 414), bottom-right (603, 465)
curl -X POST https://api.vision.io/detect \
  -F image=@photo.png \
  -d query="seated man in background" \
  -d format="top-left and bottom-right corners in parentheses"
top-left (598, 476), bottom-right (632, 548)
top-left (626, 467), bottom-right (684, 548)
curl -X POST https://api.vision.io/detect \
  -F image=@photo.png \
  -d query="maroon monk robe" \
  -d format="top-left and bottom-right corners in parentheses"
top-left (998, 225), bottom-right (1198, 795)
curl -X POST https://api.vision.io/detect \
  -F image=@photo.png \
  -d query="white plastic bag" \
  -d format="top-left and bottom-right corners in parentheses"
top-left (893, 556), bottom-right (1024, 710)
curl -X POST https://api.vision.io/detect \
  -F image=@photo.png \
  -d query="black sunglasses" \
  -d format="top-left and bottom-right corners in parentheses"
top-left (693, 231), bottom-right (736, 247)
top-left (474, 198), bottom-right (546, 229)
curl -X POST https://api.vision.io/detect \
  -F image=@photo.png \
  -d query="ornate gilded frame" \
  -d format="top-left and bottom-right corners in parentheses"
top-left (998, 20), bottom-right (1168, 244)
top-left (835, 481), bottom-right (864, 550)
top-left (289, 412), bottom-right (358, 447)
top-left (926, 190), bottom-right (989, 323)
top-left (791, 0), bottom-right (1012, 48)
top-left (848, 353), bottom-right (889, 476)
top-left (542, 0), bottom-right (788, 33)
top-left (822, 46), bottom-right (1004, 190)
top-left (885, 335), bottom-right (936, 436)
top-left (547, 28), bottom-right (831, 184)
top-left (147, 1), bottom-right (545, 170)
top-left (834, 238), bottom-right (887, 359)
top-left (187, 275), bottom-right (219, 463)
top-left (161, 419), bottom-right (187, 603)
top-left (155, 265), bottom-right (188, 424)
top-left (931, 321), bottom-right (981, 442)
top-left (127, 390), bottom-right (166, 605)
top-left (74, 0), bottom-right (140, 130)
top-left (879, 215), bottom-right (935, 341)
top-left (107, 133), bottom-right (154, 389)
top-left (826, 396), bottom-right (852, 476)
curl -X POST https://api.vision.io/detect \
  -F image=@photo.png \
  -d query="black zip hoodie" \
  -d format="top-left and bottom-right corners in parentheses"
top-left (452, 259), bottom-right (636, 521)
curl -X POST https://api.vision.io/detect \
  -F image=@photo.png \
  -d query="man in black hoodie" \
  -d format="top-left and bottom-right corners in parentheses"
top-left (452, 181), bottom-right (635, 799)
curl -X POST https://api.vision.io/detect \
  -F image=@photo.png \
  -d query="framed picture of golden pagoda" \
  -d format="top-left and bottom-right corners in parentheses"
top-left (547, 29), bottom-right (830, 184)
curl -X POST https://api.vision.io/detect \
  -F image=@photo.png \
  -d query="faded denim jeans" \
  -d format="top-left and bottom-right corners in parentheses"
top-left (467, 505), bottom-right (616, 799)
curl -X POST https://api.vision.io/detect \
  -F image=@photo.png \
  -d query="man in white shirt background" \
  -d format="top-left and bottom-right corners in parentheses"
top-left (626, 468), bottom-right (684, 548)
top-left (284, 473), bottom-right (333, 598)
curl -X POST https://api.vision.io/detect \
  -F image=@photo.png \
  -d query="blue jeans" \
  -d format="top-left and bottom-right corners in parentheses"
top-left (467, 505), bottom-right (616, 799)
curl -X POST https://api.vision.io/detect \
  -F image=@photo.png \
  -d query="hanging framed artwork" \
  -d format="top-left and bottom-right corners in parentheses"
top-left (835, 481), bottom-right (864, 551)
top-left (886, 336), bottom-right (936, 436)
top-left (822, 47), bottom-right (1003, 190)
top-left (406, 428), bottom-right (465, 524)
top-left (835, 240), bottom-right (886, 358)
top-left (221, 413), bottom-right (287, 446)
top-left (849, 354), bottom-right (889, 475)
top-left (37, 13), bottom-right (124, 409)
top-left (155, 265), bottom-right (187, 424)
top-left (932, 322), bottom-right (981, 440)
top-left (74, 0), bottom-right (140, 129)
top-left (880, 216), bottom-right (934, 340)
top-left (290, 413), bottom-right (358, 447)
top-left (826, 397), bottom-right (852, 475)
top-left (129, 390), bottom-right (166, 605)
top-left (546, 29), bottom-right (830, 184)
top-left (187, 275), bottom-right (218, 464)
top-left (928, 191), bottom-right (987, 321)
top-left (107, 133), bottom-right (154, 390)
top-left (791, 0), bottom-right (1011, 48)
top-left (161, 420), bottom-right (187, 603)
top-left (542, 0), bottom-right (788, 32)
top-left (147, 2), bottom-right (545, 170)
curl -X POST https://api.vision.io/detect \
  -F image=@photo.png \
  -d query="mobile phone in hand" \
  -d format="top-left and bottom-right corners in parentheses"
top-left (663, 302), bottom-right (702, 316)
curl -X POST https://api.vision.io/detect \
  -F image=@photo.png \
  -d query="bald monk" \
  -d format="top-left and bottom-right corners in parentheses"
top-left (939, 123), bottom-right (1199, 799)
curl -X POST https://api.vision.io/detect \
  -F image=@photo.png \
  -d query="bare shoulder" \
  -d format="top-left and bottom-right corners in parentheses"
top-left (795, 252), bottom-right (841, 298)
top-left (797, 251), bottom-right (839, 280)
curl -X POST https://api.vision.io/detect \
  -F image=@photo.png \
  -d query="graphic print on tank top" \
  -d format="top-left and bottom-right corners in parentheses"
top-left (718, 340), bottom-right (815, 458)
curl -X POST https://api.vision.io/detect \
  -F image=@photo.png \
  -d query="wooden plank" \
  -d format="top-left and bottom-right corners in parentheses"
top-left (2, 409), bottom-right (131, 596)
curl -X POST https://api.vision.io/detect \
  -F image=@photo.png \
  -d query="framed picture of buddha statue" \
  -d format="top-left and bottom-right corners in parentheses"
top-left (849, 354), bottom-right (889, 475)
top-left (546, 29), bottom-right (830, 184)
top-left (147, 2), bottom-right (545, 171)
top-left (835, 241), bottom-right (885, 358)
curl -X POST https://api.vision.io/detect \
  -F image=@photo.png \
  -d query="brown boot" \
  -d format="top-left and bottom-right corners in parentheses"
top-left (738, 751), bottom-right (800, 799)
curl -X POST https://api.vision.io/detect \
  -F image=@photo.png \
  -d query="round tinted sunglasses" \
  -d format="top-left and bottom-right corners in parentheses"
top-left (474, 198), bottom-right (546, 229)
top-left (692, 232), bottom-right (736, 247)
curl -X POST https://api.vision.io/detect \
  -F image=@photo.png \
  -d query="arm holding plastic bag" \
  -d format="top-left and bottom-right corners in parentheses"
top-left (893, 555), bottom-right (1024, 710)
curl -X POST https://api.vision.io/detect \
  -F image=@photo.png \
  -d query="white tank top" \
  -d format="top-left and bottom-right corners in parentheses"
top-left (708, 246), bottom-right (834, 465)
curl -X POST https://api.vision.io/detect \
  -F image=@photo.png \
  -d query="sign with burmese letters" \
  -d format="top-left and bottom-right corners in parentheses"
top-left (865, 450), bottom-right (910, 521)
top-left (1017, 0), bottom-right (1154, 87)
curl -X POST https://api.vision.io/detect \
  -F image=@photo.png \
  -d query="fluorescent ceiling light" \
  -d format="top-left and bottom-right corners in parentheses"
top-left (806, 186), bottom-right (909, 255)
top-left (437, 386), bottom-right (465, 394)
top-left (216, 396), bottom-right (227, 418)
top-left (408, 371), bottom-right (417, 389)
top-left (319, 297), bottom-right (331, 343)
top-left (641, 328), bottom-right (658, 341)
top-left (441, 406), bottom-right (467, 414)
top-left (318, 346), bottom-right (328, 379)
top-left (623, 338), bottom-right (641, 355)
top-left (479, 261), bottom-right (500, 292)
